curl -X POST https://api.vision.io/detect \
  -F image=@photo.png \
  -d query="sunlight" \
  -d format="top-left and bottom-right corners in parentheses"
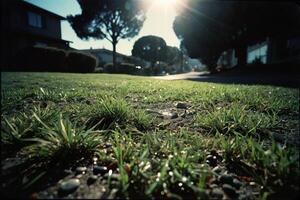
top-left (155, 0), bottom-right (178, 6)
top-left (134, 0), bottom-right (181, 50)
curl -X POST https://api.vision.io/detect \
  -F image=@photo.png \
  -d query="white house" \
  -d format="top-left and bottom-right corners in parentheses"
top-left (80, 48), bottom-right (151, 68)
top-left (218, 35), bottom-right (300, 68)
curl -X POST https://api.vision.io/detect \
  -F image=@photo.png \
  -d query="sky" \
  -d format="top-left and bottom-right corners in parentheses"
top-left (25, 0), bottom-right (181, 56)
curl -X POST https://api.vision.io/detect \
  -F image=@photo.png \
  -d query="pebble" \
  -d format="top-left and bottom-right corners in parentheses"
top-left (211, 188), bottom-right (223, 198)
top-left (219, 174), bottom-right (233, 185)
top-left (233, 178), bottom-right (242, 189)
top-left (222, 184), bottom-right (237, 197)
top-left (206, 155), bottom-right (217, 166)
top-left (59, 178), bottom-right (80, 194)
top-left (87, 175), bottom-right (98, 185)
top-left (76, 166), bottom-right (87, 174)
top-left (249, 181), bottom-right (256, 186)
top-left (212, 166), bottom-right (222, 173)
top-left (161, 111), bottom-right (178, 119)
top-left (171, 113), bottom-right (178, 119)
top-left (176, 102), bottom-right (188, 109)
top-left (93, 166), bottom-right (108, 175)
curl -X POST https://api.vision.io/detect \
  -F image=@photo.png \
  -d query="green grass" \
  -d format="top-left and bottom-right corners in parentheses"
top-left (1, 72), bottom-right (299, 199)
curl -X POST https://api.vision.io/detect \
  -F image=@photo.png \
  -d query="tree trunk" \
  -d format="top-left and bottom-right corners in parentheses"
top-left (151, 61), bottom-right (155, 75)
top-left (236, 44), bottom-right (247, 67)
top-left (180, 51), bottom-right (184, 73)
top-left (112, 41), bottom-right (117, 70)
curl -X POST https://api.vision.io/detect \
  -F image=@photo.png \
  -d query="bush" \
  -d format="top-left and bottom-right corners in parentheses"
top-left (103, 62), bottom-right (139, 75)
top-left (119, 63), bottom-right (139, 74)
top-left (12, 46), bottom-right (98, 73)
top-left (14, 46), bottom-right (67, 72)
top-left (67, 51), bottom-right (97, 73)
top-left (104, 63), bottom-right (116, 73)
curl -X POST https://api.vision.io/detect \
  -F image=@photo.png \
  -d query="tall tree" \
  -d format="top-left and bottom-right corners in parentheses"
top-left (132, 35), bottom-right (167, 74)
top-left (67, 0), bottom-right (147, 68)
top-left (173, 0), bottom-right (300, 69)
top-left (165, 46), bottom-right (181, 65)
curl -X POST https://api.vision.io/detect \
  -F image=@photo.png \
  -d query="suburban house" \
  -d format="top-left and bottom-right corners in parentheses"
top-left (0, 0), bottom-right (70, 68)
top-left (218, 36), bottom-right (300, 68)
top-left (81, 48), bottom-right (151, 68)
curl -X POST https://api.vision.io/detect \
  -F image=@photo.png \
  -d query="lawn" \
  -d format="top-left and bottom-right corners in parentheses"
top-left (1, 72), bottom-right (299, 199)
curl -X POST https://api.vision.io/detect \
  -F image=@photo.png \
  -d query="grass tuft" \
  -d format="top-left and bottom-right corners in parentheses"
top-left (24, 113), bottom-right (104, 165)
top-left (195, 105), bottom-right (278, 136)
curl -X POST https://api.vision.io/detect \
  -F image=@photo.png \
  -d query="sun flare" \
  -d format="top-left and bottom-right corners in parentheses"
top-left (155, 0), bottom-right (178, 6)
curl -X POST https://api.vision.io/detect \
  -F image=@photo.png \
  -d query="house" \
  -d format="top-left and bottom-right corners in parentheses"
top-left (81, 48), bottom-right (151, 68)
top-left (0, 0), bottom-right (70, 68)
top-left (218, 36), bottom-right (300, 68)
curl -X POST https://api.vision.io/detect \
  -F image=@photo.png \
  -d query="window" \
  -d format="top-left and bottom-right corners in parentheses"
top-left (247, 44), bottom-right (268, 64)
top-left (27, 11), bottom-right (42, 28)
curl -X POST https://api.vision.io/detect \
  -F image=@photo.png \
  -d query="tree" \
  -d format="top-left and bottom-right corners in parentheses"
top-left (132, 35), bottom-right (167, 74)
top-left (67, 0), bottom-right (147, 68)
top-left (173, 0), bottom-right (300, 70)
top-left (173, 0), bottom-right (235, 70)
top-left (165, 46), bottom-right (181, 65)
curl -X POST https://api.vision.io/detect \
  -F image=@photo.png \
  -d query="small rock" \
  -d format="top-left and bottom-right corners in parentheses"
top-left (222, 184), bottom-right (237, 197)
top-left (104, 173), bottom-right (120, 180)
top-left (59, 178), bottom-right (80, 194)
top-left (219, 174), bottom-right (233, 185)
top-left (76, 166), bottom-right (87, 174)
top-left (206, 155), bottom-right (218, 166)
top-left (212, 166), bottom-right (222, 174)
top-left (233, 178), bottom-right (242, 189)
top-left (176, 102), bottom-right (188, 109)
top-left (103, 143), bottom-right (112, 148)
top-left (211, 188), bottom-right (223, 198)
top-left (87, 175), bottom-right (98, 185)
top-left (170, 113), bottom-right (178, 119)
top-left (210, 184), bottom-right (219, 188)
top-left (93, 166), bottom-right (108, 175)
top-left (161, 111), bottom-right (178, 119)
top-left (249, 181), bottom-right (256, 186)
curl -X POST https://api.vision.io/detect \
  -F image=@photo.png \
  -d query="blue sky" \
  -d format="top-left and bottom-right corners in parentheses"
top-left (25, 0), bottom-right (181, 55)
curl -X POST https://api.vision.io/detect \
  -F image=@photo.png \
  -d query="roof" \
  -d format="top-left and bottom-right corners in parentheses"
top-left (80, 48), bottom-right (148, 62)
top-left (16, 0), bottom-right (66, 20)
top-left (81, 48), bottom-right (129, 58)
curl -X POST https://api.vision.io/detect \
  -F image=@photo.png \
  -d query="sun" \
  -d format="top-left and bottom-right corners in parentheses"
top-left (155, 0), bottom-right (178, 6)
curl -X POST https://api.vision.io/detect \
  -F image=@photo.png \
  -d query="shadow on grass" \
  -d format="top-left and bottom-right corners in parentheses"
top-left (188, 66), bottom-right (300, 88)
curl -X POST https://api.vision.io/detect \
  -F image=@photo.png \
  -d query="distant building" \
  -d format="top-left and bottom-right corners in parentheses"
top-left (0, 0), bottom-right (71, 67)
top-left (80, 48), bottom-right (151, 68)
top-left (218, 36), bottom-right (300, 68)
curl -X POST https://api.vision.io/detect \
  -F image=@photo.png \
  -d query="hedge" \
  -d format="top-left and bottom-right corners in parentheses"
top-left (67, 51), bottom-right (97, 73)
top-left (104, 63), bottom-right (140, 75)
top-left (14, 46), bottom-right (67, 72)
top-left (11, 46), bottom-right (98, 73)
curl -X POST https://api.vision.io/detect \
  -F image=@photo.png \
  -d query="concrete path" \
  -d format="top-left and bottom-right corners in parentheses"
top-left (152, 71), bottom-right (300, 88)
top-left (152, 72), bottom-right (210, 80)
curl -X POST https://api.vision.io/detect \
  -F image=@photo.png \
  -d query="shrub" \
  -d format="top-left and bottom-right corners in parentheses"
top-left (119, 63), bottom-right (139, 74)
top-left (14, 46), bottom-right (67, 72)
top-left (67, 51), bottom-right (98, 73)
top-left (104, 63), bottom-right (116, 73)
top-left (103, 62), bottom-right (140, 75)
